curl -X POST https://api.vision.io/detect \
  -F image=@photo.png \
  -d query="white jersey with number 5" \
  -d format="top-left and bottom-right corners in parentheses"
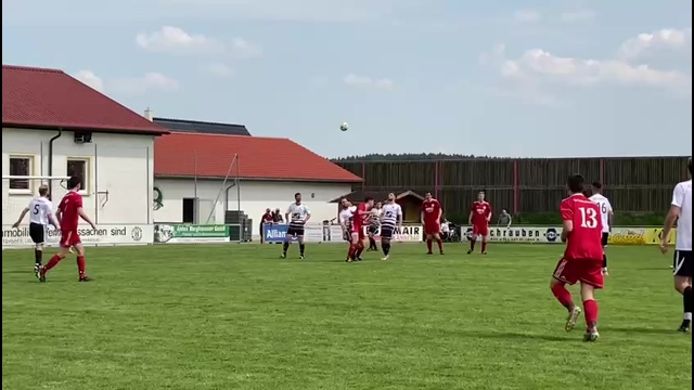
top-left (27, 197), bottom-right (53, 225)
top-left (589, 194), bottom-right (612, 233)
top-left (672, 180), bottom-right (692, 251)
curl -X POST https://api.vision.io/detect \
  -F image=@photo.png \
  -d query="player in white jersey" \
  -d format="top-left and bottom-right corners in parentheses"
top-left (282, 192), bottom-right (311, 260)
top-left (339, 199), bottom-right (357, 242)
top-left (367, 202), bottom-right (382, 251)
top-left (660, 157), bottom-right (692, 332)
top-left (590, 182), bottom-right (614, 275)
top-left (380, 193), bottom-right (403, 261)
top-left (11, 184), bottom-right (58, 273)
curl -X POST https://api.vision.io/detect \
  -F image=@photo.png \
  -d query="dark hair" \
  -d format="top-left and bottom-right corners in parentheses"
top-left (294, 192), bottom-right (301, 197)
top-left (689, 157), bottom-right (692, 175)
top-left (364, 196), bottom-right (374, 202)
top-left (567, 174), bottom-right (584, 194)
top-left (592, 181), bottom-right (602, 190)
top-left (67, 176), bottom-right (82, 190)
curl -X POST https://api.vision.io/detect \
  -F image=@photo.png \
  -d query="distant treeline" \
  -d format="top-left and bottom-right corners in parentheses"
top-left (332, 153), bottom-right (502, 161)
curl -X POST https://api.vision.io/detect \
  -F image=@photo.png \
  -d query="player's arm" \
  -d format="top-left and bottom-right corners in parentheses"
top-left (560, 203), bottom-right (573, 242)
top-left (468, 210), bottom-right (473, 225)
top-left (12, 207), bottom-right (30, 228)
top-left (506, 214), bottom-right (512, 228)
top-left (420, 209), bottom-right (425, 225)
top-left (55, 209), bottom-right (62, 226)
top-left (397, 208), bottom-right (403, 230)
top-left (660, 207), bottom-right (681, 254)
top-left (303, 210), bottom-right (311, 223)
top-left (45, 203), bottom-right (59, 228)
top-left (608, 203), bottom-right (614, 232)
top-left (437, 203), bottom-right (443, 222)
top-left (486, 205), bottom-right (492, 223)
top-left (78, 207), bottom-right (97, 230)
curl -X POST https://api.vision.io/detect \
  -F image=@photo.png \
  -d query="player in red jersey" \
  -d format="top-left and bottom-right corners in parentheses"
top-left (467, 190), bottom-right (492, 255)
top-left (38, 176), bottom-right (97, 282)
top-left (421, 193), bottom-right (444, 255)
top-left (550, 174), bottom-right (605, 342)
top-left (347, 197), bottom-right (374, 262)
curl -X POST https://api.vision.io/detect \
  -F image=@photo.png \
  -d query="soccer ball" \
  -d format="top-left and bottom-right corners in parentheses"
top-left (339, 122), bottom-right (349, 132)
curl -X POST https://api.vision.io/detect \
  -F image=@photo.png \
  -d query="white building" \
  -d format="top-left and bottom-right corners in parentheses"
top-left (152, 126), bottom-right (361, 239)
top-left (2, 65), bottom-right (168, 247)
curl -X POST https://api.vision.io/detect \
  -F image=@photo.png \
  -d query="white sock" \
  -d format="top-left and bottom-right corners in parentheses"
top-left (684, 312), bottom-right (692, 321)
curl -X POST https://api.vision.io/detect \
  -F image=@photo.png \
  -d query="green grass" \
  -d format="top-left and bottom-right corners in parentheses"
top-left (2, 243), bottom-right (691, 390)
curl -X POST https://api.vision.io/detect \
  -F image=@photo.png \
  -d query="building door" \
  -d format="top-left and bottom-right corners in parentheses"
top-left (182, 198), bottom-right (197, 223)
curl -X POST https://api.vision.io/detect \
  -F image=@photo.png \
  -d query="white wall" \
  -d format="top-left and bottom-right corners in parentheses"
top-left (2, 128), bottom-right (154, 225)
top-left (153, 178), bottom-right (351, 237)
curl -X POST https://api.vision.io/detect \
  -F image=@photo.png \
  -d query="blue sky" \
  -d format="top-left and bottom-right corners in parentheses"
top-left (3, 0), bottom-right (692, 158)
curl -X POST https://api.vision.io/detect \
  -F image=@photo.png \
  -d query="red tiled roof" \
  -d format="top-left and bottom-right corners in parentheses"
top-left (2, 65), bottom-right (167, 135)
top-left (154, 132), bottom-right (362, 183)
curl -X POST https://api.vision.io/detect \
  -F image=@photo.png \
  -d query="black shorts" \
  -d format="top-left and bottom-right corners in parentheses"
top-left (380, 226), bottom-right (395, 239)
top-left (29, 222), bottom-right (45, 244)
top-left (601, 232), bottom-right (609, 247)
top-left (673, 250), bottom-right (693, 277)
top-left (286, 226), bottom-right (305, 237)
top-left (368, 225), bottom-right (379, 235)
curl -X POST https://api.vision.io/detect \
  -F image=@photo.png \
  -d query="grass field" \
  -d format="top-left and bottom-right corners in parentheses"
top-left (2, 243), bottom-right (691, 390)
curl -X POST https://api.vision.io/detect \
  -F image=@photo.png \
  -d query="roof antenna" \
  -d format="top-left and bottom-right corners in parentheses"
top-left (144, 107), bottom-right (153, 121)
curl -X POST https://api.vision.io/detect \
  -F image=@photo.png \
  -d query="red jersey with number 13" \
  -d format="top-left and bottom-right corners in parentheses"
top-left (422, 199), bottom-right (441, 224)
top-left (560, 194), bottom-right (603, 261)
top-left (471, 201), bottom-right (492, 226)
top-left (58, 191), bottom-right (83, 231)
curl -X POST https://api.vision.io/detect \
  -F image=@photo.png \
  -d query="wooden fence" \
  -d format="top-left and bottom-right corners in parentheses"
top-left (335, 156), bottom-right (690, 216)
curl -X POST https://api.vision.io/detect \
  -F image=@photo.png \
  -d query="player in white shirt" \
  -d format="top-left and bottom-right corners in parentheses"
top-left (282, 192), bottom-right (311, 260)
top-left (339, 198), bottom-right (357, 261)
top-left (380, 193), bottom-right (403, 261)
top-left (11, 184), bottom-right (58, 273)
top-left (660, 157), bottom-right (692, 332)
top-left (590, 182), bottom-right (614, 275)
top-left (367, 202), bottom-right (383, 251)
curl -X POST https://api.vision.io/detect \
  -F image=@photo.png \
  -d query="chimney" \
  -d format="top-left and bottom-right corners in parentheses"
top-left (144, 107), bottom-right (153, 121)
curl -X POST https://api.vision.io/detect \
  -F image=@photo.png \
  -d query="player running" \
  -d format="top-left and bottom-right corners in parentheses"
top-left (589, 182), bottom-right (614, 275)
top-left (659, 157), bottom-right (692, 332)
top-left (550, 174), bottom-right (605, 342)
top-left (38, 177), bottom-right (97, 282)
top-left (12, 184), bottom-right (59, 275)
top-left (421, 193), bottom-right (444, 255)
top-left (380, 193), bottom-right (403, 261)
top-left (339, 198), bottom-right (357, 260)
top-left (468, 190), bottom-right (492, 255)
top-left (282, 193), bottom-right (311, 260)
top-left (348, 197), bottom-right (374, 262)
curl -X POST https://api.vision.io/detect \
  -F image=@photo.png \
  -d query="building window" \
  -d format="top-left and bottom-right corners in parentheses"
top-left (9, 156), bottom-right (32, 191)
top-left (67, 158), bottom-right (89, 192)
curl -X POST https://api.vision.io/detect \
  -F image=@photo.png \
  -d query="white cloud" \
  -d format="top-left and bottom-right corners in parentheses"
top-left (136, 26), bottom-right (261, 58)
top-left (343, 73), bottom-right (395, 90)
top-left (109, 72), bottom-right (180, 96)
top-left (202, 62), bottom-right (234, 78)
top-left (229, 37), bottom-right (263, 59)
top-left (560, 9), bottom-right (596, 23)
top-left (618, 27), bottom-right (692, 60)
top-left (514, 9), bottom-right (541, 23)
top-left (73, 70), bottom-right (104, 92)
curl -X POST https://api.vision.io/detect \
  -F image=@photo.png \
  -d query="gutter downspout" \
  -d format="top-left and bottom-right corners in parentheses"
top-left (48, 129), bottom-right (63, 199)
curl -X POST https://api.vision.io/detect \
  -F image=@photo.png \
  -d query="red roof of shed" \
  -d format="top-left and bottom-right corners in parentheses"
top-left (2, 65), bottom-right (167, 135)
top-left (155, 132), bottom-right (362, 183)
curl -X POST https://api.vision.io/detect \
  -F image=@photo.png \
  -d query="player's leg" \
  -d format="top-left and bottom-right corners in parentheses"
top-left (673, 250), bottom-right (693, 332)
top-left (281, 230), bottom-right (292, 259)
top-left (433, 232), bottom-right (444, 255)
top-left (468, 226), bottom-right (478, 254)
top-left (347, 232), bottom-right (360, 262)
top-left (381, 236), bottom-right (391, 260)
top-left (29, 223), bottom-right (46, 272)
top-left (39, 245), bottom-right (71, 282)
top-left (580, 282), bottom-right (599, 341)
top-left (602, 233), bottom-right (609, 275)
top-left (550, 258), bottom-right (581, 331)
top-left (73, 243), bottom-right (92, 281)
top-left (297, 235), bottom-right (306, 259)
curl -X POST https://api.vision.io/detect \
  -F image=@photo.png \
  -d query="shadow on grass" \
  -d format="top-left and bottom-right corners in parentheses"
top-left (3, 270), bottom-right (32, 274)
top-left (462, 330), bottom-right (569, 342)
top-left (605, 326), bottom-right (683, 335)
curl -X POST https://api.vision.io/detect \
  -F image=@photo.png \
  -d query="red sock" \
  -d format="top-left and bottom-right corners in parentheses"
top-left (426, 239), bottom-right (432, 252)
top-left (347, 244), bottom-right (354, 259)
top-left (436, 238), bottom-right (443, 252)
top-left (482, 241), bottom-right (487, 252)
top-left (355, 242), bottom-right (364, 258)
top-left (43, 255), bottom-right (64, 272)
top-left (551, 283), bottom-right (574, 310)
top-left (583, 299), bottom-right (599, 329)
top-left (77, 256), bottom-right (86, 276)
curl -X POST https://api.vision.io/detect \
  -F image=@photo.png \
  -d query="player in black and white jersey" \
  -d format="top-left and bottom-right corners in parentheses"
top-left (11, 184), bottom-right (58, 274)
top-left (367, 202), bottom-right (382, 251)
top-left (660, 157), bottom-right (692, 332)
top-left (590, 182), bottom-right (614, 276)
top-left (380, 193), bottom-right (403, 261)
top-left (282, 192), bottom-right (311, 260)
top-left (339, 198), bottom-right (356, 242)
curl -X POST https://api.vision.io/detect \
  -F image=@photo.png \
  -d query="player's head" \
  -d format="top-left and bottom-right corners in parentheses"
top-left (502, 208), bottom-right (507, 214)
top-left (591, 181), bottom-right (603, 194)
top-left (375, 201), bottom-right (382, 209)
top-left (424, 192), bottom-right (432, 201)
top-left (477, 190), bottom-right (486, 201)
top-left (688, 157), bottom-right (692, 176)
top-left (364, 196), bottom-right (374, 208)
top-left (387, 192), bottom-right (396, 202)
top-left (340, 198), bottom-right (352, 208)
top-left (38, 184), bottom-right (49, 197)
top-left (294, 192), bottom-right (302, 203)
top-left (67, 176), bottom-right (82, 191)
top-left (566, 174), bottom-right (584, 195)
top-left (266, 208), bottom-right (271, 213)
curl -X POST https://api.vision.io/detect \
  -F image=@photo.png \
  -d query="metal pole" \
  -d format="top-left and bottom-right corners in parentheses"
top-left (146, 146), bottom-right (151, 224)
top-left (236, 154), bottom-right (241, 215)
top-left (194, 151), bottom-right (198, 199)
top-left (94, 143), bottom-right (99, 224)
top-left (204, 154), bottom-right (238, 223)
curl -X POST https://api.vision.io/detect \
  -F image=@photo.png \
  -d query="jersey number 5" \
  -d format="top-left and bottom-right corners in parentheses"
top-left (579, 207), bottom-right (598, 229)
top-left (33, 204), bottom-right (40, 214)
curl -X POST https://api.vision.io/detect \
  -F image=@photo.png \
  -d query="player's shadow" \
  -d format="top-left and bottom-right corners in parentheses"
top-left (464, 330), bottom-right (568, 342)
top-left (605, 326), bottom-right (680, 335)
top-left (3, 270), bottom-right (31, 274)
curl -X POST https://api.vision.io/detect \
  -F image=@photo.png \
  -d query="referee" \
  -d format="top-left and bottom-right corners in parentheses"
top-left (12, 184), bottom-right (59, 274)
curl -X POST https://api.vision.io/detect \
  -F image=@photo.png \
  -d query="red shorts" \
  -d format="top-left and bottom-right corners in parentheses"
top-left (424, 222), bottom-right (440, 235)
top-left (351, 225), bottom-right (365, 240)
top-left (553, 257), bottom-right (604, 289)
top-left (60, 230), bottom-right (81, 248)
top-left (472, 224), bottom-right (489, 237)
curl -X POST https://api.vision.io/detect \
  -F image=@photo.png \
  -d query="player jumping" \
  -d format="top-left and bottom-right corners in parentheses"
top-left (348, 197), bottom-right (374, 262)
top-left (421, 193), bottom-right (444, 255)
top-left (282, 193), bottom-right (311, 260)
top-left (659, 157), bottom-right (692, 332)
top-left (380, 193), bottom-right (403, 261)
top-left (589, 182), bottom-right (614, 276)
top-left (468, 190), bottom-right (492, 255)
top-left (339, 198), bottom-right (356, 261)
top-left (550, 174), bottom-right (605, 342)
top-left (12, 184), bottom-right (59, 275)
top-left (367, 202), bottom-right (382, 251)
top-left (39, 176), bottom-right (96, 282)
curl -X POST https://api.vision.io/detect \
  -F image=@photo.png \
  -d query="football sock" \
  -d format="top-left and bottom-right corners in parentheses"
top-left (369, 237), bottom-right (377, 250)
top-left (382, 242), bottom-right (390, 256)
top-left (551, 283), bottom-right (574, 310)
top-left (481, 241), bottom-right (487, 252)
top-left (77, 256), bottom-right (86, 276)
top-left (299, 244), bottom-right (305, 257)
top-left (282, 241), bottom-right (289, 255)
top-left (34, 249), bottom-right (43, 265)
top-left (683, 286), bottom-right (692, 320)
top-left (583, 299), bottom-right (599, 329)
top-left (470, 240), bottom-right (476, 251)
top-left (43, 255), bottom-right (64, 272)
top-left (426, 239), bottom-right (433, 253)
top-left (355, 242), bottom-right (364, 259)
top-left (436, 239), bottom-right (443, 252)
top-left (347, 244), bottom-right (356, 260)
top-left (603, 254), bottom-right (607, 268)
